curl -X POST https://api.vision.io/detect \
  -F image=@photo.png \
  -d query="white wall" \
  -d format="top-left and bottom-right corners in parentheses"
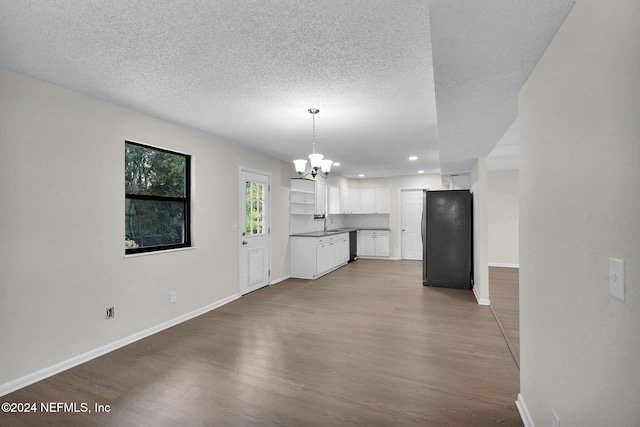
top-left (487, 169), bottom-right (519, 267)
top-left (0, 67), bottom-right (499, 393)
top-left (450, 174), bottom-right (470, 189)
top-left (470, 158), bottom-right (489, 305)
top-left (519, 0), bottom-right (640, 425)
top-left (0, 67), bottom-right (294, 391)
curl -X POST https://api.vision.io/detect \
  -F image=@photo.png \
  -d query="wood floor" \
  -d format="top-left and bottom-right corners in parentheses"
top-left (488, 267), bottom-right (520, 367)
top-left (2, 260), bottom-right (522, 426)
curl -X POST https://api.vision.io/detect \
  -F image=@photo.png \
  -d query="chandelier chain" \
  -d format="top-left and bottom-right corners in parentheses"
top-left (310, 109), bottom-right (317, 154)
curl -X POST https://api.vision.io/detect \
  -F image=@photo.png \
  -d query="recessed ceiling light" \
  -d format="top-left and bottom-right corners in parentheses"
top-left (358, 174), bottom-right (365, 177)
top-left (418, 170), bottom-right (424, 174)
top-left (409, 156), bottom-right (417, 161)
top-left (333, 162), bottom-right (340, 166)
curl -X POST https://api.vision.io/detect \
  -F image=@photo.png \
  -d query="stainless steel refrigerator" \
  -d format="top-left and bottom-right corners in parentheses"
top-left (422, 190), bottom-right (473, 289)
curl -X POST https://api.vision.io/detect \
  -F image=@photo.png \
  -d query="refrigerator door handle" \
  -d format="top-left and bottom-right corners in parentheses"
top-left (421, 201), bottom-right (425, 244)
top-left (421, 189), bottom-right (427, 245)
top-left (422, 189), bottom-right (427, 286)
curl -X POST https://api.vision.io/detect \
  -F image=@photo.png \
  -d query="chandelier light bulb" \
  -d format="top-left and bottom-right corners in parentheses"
top-left (308, 153), bottom-right (324, 168)
top-left (320, 159), bottom-right (333, 173)
top-left (293, 159), bottom-right (308, 173)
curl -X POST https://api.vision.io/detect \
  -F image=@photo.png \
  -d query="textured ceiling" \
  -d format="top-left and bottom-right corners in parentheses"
top-left (430, 0), bottom-right (576, 173)
top-left (0, 0), bottom-right (575, 178)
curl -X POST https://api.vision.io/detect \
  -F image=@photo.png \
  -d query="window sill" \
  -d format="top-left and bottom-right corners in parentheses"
top-left (124, 246), bottom-right (195, 258)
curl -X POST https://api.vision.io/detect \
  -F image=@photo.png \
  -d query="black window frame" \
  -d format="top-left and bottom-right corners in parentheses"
top-left (125, 141), bottom-right (191, 255)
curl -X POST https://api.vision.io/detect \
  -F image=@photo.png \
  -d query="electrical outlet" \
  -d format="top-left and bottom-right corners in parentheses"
top-left (552, 410), bottom-right (560, 427)
top-left (106, 307), bottom-right (115, 319)
top-left (170, 291), bottom-right (177, 304)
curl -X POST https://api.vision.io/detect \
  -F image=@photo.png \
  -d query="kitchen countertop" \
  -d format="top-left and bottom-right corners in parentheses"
top-left (290, 227), bottom-right (389, 237)
top-left (290, 228), bottom-right (356, 237)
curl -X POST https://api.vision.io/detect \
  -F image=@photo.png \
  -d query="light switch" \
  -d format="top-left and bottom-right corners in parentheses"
top-left (609, 257), bottom-right (625, 302)
top-left (232, 222), bottom-right (238, 232)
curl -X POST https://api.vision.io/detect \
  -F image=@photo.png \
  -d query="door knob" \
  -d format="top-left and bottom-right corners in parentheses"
top-left (242, 241), bottom-right (248, 245)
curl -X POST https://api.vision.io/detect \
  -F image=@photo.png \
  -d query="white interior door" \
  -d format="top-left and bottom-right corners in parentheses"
top-left (239, 169), bottom-right (270, 295)
top-left (401, 189), bottom-right (424, 260)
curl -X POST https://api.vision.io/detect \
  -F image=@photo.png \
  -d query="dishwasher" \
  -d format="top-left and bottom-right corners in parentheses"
top-left (348, 230), bottom-right (358, 262)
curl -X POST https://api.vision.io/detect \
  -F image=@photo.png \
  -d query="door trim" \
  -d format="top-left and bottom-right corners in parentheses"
top-left (398, 187), bottom-right (429, 260)
top-left (238, 166), bottom-right (272, 295)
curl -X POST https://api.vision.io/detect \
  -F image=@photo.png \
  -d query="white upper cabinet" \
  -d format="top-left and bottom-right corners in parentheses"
top-left (328, 185), bottom-right (341, 215)
top-left (358, 188), bottom-right (390, 214)
top-left (310, 185), bottom-right (389, 215)
top-left (348, 188), bottom-right (361, 214)
top-left (360, 189), bottom-right (376, 213)
top-left (340, 187), bottom-right (350, 214)
top-left (375, 188), bottom-right (390, 213)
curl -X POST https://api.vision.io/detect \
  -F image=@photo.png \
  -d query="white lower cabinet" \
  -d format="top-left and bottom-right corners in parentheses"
top-left (291, 233), bottom-right (349, 279)
top-left (358, 230), bottom-right (390, 258)
top-left (358, 234), bottom-right (375, 256)
top-left (374, 234), bottom-right (390, 257)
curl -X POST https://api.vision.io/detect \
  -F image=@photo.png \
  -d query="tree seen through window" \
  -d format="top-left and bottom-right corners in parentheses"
top-left (125, 141), bottom-right (191, 254)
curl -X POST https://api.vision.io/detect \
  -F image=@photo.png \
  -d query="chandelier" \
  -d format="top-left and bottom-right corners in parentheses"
top-left (293, 108), bottom-right (333, 179)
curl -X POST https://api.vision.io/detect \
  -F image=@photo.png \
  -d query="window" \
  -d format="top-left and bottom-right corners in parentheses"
top-left (245, 181), bottom-right (265, 235)
top-left (125, 141), bottom-right (191, 254)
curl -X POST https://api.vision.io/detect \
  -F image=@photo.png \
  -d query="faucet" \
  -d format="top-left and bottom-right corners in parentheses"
top-left (324, 215), bottom-right (333, 233)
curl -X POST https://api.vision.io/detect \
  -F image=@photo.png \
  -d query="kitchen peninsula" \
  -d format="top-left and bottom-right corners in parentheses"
top-left (290, 227), bottom-right (390, 279)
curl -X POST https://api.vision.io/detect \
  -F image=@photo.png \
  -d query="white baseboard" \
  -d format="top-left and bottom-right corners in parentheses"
top-left (516, 393), bottom-right (535, 427)
top-left (473, 286), bottom-right (490, 305)
top-left (489, 262), bottom-right (520, 269)
top-left (356, 256), bottom-right (398, 260)
top-left (270, 274), bottom-right (290, 285)
top-left (0, 293), bottom-right (240, 398)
